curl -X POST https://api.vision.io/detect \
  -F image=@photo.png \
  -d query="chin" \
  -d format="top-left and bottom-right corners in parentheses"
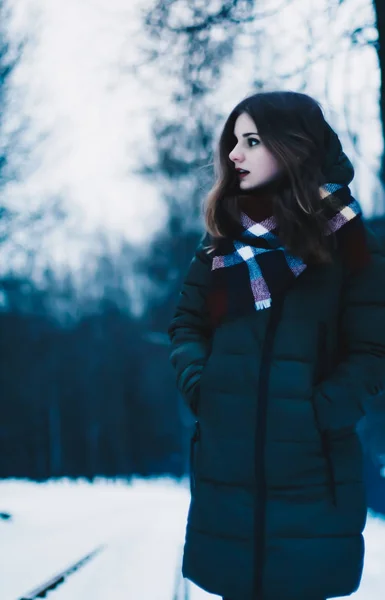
top-left (240, 179), bottom-right (262, 189)
top-left (240, 177), bottom-right (255, 185)
top-left (242, 177), bottom-right (280, 192)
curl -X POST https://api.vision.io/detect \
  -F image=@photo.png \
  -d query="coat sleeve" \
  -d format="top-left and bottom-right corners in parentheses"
top-left (313, 226), bottom-right (385, 432)
top-left (168, 236), bottom-right (213, 415)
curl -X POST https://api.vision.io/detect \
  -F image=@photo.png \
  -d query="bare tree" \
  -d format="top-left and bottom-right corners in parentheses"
top-left (373, 0), bottom-right (385, 182)
top-left (0, 1), bottom-right (66, 261)
top-left (0, 0), bottom-right (24, 238)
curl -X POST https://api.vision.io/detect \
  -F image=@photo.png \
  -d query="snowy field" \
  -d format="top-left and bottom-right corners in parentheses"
top-left (0, 479), bottom-right (384, 600)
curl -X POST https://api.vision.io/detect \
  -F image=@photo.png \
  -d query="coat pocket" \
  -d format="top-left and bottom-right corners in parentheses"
top-left (312, 322), bottom-right (337, 506)
top-left (188, 360), bottom-right (210, 417)
top-left (189, 421), bottom-right (200, 495)
top-left (320, 431), bottom-right (337, 507)
top-left (310, 395), bottom-right (337, 507)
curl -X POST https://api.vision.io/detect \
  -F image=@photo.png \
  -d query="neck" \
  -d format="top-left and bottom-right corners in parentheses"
top-left (237, 176), bottom-right (287, 222)
top-left (238, 190), bottom-right (275, 222)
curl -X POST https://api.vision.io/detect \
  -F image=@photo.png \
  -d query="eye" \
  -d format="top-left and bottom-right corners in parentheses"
top-left (248, 138), bottom-right (260, 147)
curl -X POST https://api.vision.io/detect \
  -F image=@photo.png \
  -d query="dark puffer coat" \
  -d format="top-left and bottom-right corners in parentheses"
top-left (168, 226), bottom-right (385, 600)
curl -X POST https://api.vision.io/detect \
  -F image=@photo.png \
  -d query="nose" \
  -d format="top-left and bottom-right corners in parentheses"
top-left (229, 144), bottom-right (245, 164)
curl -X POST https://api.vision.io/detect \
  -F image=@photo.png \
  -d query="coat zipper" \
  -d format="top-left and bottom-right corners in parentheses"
top-left (316, 322), bottom-right (328, 383)
top-left (253, 296), bottom-right (285, 600)
top-left (190, 421), bottom-right (200, 494)
top-left (314, 322), bottom-right (337, 506)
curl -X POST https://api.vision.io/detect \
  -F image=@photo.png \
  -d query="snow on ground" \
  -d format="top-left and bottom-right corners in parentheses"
top-left (0, 478), bottom-right (216, 600)
top-left (0, 478), bottom-right (384, 600)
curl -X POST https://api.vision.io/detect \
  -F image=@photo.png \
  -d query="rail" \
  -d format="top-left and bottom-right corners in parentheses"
top-left (18, 545), bottom-right (106, 600)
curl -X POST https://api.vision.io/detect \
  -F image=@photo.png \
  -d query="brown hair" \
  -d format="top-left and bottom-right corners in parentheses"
top-left (204, 91), bottom-right (339, 263)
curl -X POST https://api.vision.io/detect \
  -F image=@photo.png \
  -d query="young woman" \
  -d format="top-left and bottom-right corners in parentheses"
top-left (168, 91), bottom-right (385, 600)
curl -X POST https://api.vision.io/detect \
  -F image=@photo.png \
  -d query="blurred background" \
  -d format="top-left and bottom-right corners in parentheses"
top-left (1, 0), bottom-right (385, 598)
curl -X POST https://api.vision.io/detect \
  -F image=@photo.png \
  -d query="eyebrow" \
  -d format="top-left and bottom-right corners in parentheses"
top-left (234, 132), bottom-right (259, 138)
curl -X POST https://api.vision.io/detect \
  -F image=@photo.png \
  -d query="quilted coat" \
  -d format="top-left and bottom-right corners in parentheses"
top-left (168, 225), bottom-right (385, 600)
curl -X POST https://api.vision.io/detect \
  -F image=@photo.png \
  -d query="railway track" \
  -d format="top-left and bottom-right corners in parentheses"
top-left (18, 545), bottom-right (106, 600)
top-left (17, 542), bottom-right (189, 599)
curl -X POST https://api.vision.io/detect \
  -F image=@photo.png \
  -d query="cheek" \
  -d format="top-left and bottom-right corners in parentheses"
top-left (258, 151), bottom-right (281, 177)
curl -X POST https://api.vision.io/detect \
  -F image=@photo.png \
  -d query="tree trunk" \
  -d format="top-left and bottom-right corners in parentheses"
top-left (374, 0), bottom-right (385, 183)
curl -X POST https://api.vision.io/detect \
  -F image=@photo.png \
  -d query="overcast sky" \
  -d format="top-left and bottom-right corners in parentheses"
top-left (3, 0), bottom-right (166, 270)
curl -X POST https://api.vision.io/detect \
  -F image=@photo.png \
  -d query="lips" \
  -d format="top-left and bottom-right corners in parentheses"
top-left (236, 169), bottom-right (250, 178)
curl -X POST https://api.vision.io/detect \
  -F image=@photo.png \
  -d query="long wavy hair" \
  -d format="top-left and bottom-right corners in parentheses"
top-left (204, 91), bottom-right (340, 263)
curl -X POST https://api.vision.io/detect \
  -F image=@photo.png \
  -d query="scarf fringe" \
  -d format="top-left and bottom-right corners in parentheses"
top-left (255, 298), bottom-right (272, 311)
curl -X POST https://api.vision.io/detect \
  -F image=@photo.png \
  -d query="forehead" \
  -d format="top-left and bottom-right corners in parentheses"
top-left (234, 112), bottom-right (258, 135)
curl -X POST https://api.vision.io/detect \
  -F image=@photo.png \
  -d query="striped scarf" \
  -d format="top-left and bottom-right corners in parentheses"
top-left (207, 184), bottom-right (368, 327)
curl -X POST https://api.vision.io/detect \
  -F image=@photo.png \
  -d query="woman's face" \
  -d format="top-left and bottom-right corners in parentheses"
top-left (229, 112), bottom-right (282, 190)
